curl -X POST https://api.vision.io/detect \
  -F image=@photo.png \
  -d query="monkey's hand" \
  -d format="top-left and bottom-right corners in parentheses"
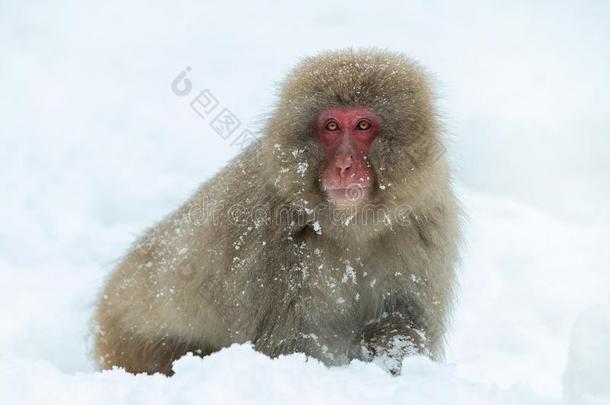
top-left (351, 315), bottom-right (429, 375)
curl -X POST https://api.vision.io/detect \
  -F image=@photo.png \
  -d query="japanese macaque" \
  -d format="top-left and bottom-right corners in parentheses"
top-left (94, 49), bottom-right (461, 375)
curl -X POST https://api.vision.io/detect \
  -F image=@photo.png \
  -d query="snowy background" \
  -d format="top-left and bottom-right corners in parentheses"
top-left (1, 0), bottom-right (609, 404)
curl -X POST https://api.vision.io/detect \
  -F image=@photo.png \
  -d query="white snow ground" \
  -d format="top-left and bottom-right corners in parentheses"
top-left (1, 1), bottom-right (609, 404)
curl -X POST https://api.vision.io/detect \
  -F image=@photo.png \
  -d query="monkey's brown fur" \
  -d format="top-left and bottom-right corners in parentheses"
top-left (94, 49), bottom-right (461, 375)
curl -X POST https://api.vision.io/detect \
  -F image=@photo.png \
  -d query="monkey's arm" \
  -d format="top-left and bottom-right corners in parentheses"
top-left (351, 299), bottom-right (431, 374)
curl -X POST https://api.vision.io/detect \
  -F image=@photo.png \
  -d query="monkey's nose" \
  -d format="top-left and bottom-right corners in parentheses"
top-left (336, 155), bottom-right (353, 179)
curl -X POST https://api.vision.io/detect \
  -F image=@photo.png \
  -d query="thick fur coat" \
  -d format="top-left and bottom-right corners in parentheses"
top-left (94, 49), bottom-right (461, 375)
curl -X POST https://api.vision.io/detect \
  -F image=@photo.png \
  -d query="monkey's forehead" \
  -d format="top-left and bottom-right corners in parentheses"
top-left (279, 48), bottom-right (431, 113)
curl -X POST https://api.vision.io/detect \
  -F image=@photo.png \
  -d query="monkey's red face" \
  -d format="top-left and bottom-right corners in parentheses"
top-left (316, 108), bottom-right (380, 204)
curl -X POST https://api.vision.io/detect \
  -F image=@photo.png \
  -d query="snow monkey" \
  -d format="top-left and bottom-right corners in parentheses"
top-left (94, 49), bottom-right (461, 375)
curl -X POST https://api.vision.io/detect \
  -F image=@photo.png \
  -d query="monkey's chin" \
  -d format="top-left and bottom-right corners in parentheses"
top-left (325, 187), bottom-right (370, 206)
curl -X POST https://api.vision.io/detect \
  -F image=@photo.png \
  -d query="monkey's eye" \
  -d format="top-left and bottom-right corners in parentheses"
top-left (356, 120), bottom-right (371, 130)
top-left (325, 121), bottom-right (339, 131)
